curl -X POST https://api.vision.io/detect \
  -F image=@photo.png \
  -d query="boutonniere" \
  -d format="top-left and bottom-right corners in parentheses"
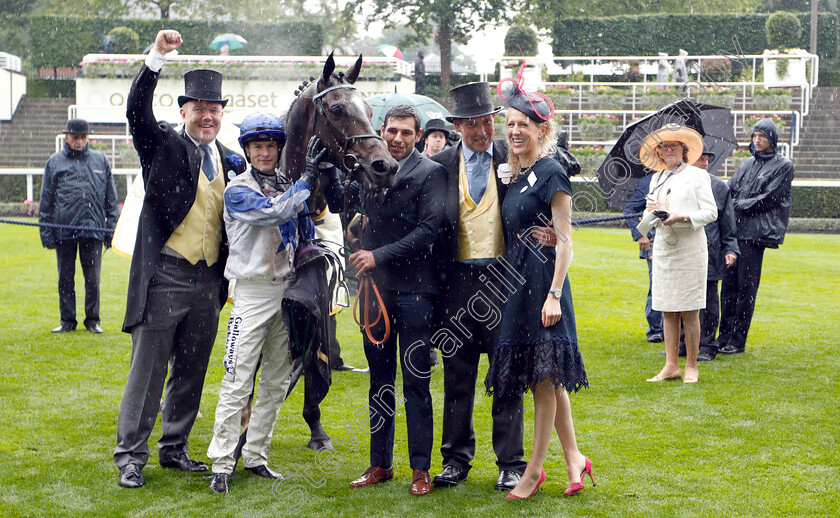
top-left (497, 163), bottom-right (513, 185)
top-left (225, 154), bottom-right (244, 179)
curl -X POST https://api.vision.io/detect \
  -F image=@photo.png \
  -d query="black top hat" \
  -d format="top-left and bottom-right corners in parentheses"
top-left (445, 82), bottom-right (502, 122)
top-left (423, 118), bottom-right (451, 138)
top-left (178, 69), bottom-right (228, 108)
top-left (507, 87), bottom-right (553, 123)
top-left (62, 118), bottom-right (91, 135)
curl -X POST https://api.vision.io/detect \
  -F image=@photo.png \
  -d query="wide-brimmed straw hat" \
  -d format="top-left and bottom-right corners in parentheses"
top-left (638, 123), bottom-right (703, 171)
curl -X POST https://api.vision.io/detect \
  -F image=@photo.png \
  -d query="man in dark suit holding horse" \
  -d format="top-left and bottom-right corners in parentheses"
top-left (429, 82), bottom-right (528, 491)
top-left (347, 105), bottom-right (445, 496)
top-left (114, 29), bottom-right (246, 489)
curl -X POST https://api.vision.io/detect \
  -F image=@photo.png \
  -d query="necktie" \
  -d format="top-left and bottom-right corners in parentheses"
top-left (468, 152), bottom-right (488, 202)
top-left (199, 144), bottom-right (215, 181)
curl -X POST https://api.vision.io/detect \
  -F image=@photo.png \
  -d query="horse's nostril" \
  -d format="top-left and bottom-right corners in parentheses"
top-left (371, 159), bottom-right (390, 175)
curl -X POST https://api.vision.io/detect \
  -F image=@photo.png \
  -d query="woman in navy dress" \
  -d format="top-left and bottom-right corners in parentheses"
top-left (485, 81), bottom-right (593, 499)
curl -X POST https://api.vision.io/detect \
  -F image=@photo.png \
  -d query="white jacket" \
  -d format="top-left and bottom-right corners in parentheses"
top-left (637, 164), bottom-right (717, 236)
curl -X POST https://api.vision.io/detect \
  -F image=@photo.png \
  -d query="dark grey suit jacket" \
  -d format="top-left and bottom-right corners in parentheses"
top-left (361, 149), bottom-right (446, 295)
top-left (122, 64), bottom-right (246, 332)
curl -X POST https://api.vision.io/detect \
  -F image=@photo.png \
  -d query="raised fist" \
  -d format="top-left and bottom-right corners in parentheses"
top-left (154, 30), bottom-right (183, 55)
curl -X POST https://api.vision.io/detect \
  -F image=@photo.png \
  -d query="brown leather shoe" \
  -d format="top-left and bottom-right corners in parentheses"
top-left (349, 466), bottom-right (394, 488)
top-left (410, 469), bottom-right (433, 496)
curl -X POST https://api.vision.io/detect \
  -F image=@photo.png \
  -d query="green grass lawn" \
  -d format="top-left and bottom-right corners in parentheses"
top-left (1, 221), bottom-right (838, 517)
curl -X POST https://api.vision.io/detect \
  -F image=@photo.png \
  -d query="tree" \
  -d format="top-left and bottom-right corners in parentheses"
top-left (505, 25), bottom-right (538, 56)
top-left (352, 0), bottom-right (510, 88)
top-left (31, 0), bottom-right (228, 19)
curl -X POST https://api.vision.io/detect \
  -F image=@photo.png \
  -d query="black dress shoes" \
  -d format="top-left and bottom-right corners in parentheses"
top-left (85, 323), bottom-right (104, 333)
top-left (647, 333), bottom-right (664, 343)
top-left (118, 464), bottom-right (144, 488)
top-left (159, 453), bottom-right (209, 472)
top-left (245, 465), bottom-right (284, 480)
top-left (433, 464), bottom-right (469, 487)
top-left (210, 473), bottom-right (231, 493)
top-left (719, 344), bottom-right (745, 354)
top-left (51, 324), bottom-right (75, 333)
top-left (697, 350), bottom-right (716, 362)
top-left (495, 470), bottom-right (522, 491)
top-left (332, 363), bottom-right (355, 372)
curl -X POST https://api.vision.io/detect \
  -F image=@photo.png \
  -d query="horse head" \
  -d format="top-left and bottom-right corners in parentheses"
top-left (282, 53), bottom-right (398, 213)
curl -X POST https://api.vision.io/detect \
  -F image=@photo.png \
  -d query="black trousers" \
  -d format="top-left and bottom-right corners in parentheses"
top-left (114, 255), bottom-right (222, 469)
top-left (363, 290), bottom-right (434, 471)
top-left (437, 262), bottom-right (526, 474)
top-left (699, 280), bottom-right (721, 353)
top-left (55, 239), bottom-right (102, 328)
top-left (719, 240), bottom-right (766, 349)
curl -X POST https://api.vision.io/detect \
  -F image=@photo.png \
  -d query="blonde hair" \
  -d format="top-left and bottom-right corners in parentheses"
top-left (507, 117), bottom-right (558, 182)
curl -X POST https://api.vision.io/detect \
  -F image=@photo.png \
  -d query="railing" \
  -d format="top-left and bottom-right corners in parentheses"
top-left (0, 168), bottom-right (138, 201)
top-left (487, 53), bottom-right (819, 90)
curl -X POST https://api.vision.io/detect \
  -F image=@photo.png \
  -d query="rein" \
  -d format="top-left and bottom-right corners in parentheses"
top-left (353, 272), bottom-right (391, 347)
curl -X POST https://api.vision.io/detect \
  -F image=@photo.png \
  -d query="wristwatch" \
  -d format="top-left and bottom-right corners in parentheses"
top-left (549, 289), bottom-right (561, 299)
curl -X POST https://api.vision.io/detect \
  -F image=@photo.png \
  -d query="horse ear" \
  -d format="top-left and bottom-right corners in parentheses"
top-left (320, 52), bottom-right (336, 89)
top-left (346, 55), bottom-right (363, 84)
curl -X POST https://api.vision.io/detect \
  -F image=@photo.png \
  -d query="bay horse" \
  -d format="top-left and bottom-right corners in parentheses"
top-left (282, 52), bottom-right (398, 213)
top-left (234, 54), bottom-right (398, 457)
top-left (283, 53), bottom-right (398, 451)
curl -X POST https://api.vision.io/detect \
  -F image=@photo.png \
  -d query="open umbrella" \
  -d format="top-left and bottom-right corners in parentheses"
top-left (595, 100), bottom-right (736, 208)
top-left (366, 93), bottom-right (452, 131)
top-left (209, 33), bottom-right (248, 51)
top-left (376, 44), bottom-right (404, 60)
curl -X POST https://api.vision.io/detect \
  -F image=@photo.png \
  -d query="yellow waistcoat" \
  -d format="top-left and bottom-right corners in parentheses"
top-left (164, 153), bottom-right (225, 265)
top-left (457, 152), bottom-right (505, 261)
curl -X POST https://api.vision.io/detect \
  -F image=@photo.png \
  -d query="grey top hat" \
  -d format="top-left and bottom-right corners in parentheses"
top-left (445, 82), bottom-right (502, 122)
top-left (178, 69), bottom-right (228, 108)
top-left (423, 118), bottom-right (451, 138)
top-left (62, 118), bottom-right (91, 134)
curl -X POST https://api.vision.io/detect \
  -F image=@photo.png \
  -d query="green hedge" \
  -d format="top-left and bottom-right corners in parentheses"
top-left (2, 15), bottom-right (323, 69)
top-left (552, 13), bottom-right (839, 62)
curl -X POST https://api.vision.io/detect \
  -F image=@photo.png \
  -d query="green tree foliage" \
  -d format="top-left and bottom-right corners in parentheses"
top-left (108, 27), bottom-right (140, 53)
top-left (505, 25), bottom-right (538, 56)
top-left (766, 11), bottom-right (804, 49)
top-left (31, 0), bottom-right (227, 20)
top-left (524, 0), bottom-right (761, 30)
top-left (351, 0), bottom-right (511, 88)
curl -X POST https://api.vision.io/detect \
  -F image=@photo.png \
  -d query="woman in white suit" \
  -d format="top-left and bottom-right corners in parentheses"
top-left (636, 124), bottom-right (717, 384)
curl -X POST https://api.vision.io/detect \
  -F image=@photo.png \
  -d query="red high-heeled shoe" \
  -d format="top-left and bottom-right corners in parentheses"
top-left (564, 456), bottom-right (596, 496)
top-left (505, 469), bottom-right (546, 500)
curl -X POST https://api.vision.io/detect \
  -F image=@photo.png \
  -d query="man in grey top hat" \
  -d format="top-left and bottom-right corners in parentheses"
top-left (114, 29), bottom-right (246, 489)
top-left (39, 118), bottom-right (119, 334)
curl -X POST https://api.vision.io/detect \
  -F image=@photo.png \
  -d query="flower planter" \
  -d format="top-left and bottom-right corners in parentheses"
top-left (763, 57), bottom-right (808, 87)
top-left (695, 93), bottom-right (736, 109)
top-left (588, 93), bottom-right (626, 110)
top-left (638, 95), bottom-right (681, 111)
top-left (577, 154), bottom-right (607, 176)
top-left (119, 146), bottom-right (140, 168)
top-left (545, 93), bottom-right (573, 110)
top-left (578, 122), bottom-right (616, 141)
top-left (753, 94), bottom-right (792, 111)
top-left (728, 156), bottom-right (750, 172)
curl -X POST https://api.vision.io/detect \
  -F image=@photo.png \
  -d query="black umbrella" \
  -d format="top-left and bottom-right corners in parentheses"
top-left (595, 99), bottom-right (736, 209)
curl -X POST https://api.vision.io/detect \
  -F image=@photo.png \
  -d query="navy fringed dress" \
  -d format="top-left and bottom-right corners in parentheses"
top-left (485, 156), bottom-right (588, 397)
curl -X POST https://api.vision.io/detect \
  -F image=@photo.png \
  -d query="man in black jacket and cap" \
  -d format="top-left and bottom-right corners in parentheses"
top-left (113, 29), bottom-right (246, 489)
top-left (692, 150), bottom-right (739, 361)
top-left (718, 118), bottom-right (793, 355)
top-left (40, 118), bottom-right (119, 334)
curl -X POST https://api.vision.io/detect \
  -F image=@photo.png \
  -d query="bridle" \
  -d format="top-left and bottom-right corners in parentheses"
top-left (310, 83), bottom-right (393, 347)
top-left (311, 84), bottom-right (384, 173)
